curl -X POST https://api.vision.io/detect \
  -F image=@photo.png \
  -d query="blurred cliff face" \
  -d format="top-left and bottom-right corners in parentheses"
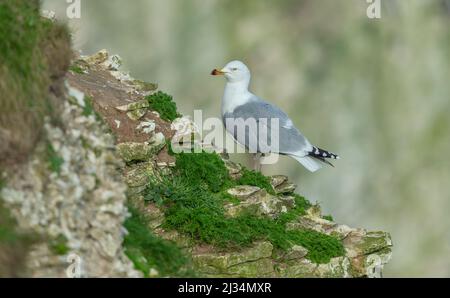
top-left (43, 0), bottom-right (450, 277)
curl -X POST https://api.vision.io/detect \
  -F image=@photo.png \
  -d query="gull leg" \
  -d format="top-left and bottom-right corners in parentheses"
top-left (253, 153), bottom-right (262, 172)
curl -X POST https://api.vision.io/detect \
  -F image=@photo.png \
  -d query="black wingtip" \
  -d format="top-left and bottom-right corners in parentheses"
top-left (308, 147), bottom-right (339, 166)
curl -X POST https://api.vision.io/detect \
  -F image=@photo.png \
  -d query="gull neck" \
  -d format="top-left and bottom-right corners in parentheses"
top-left (224, 78), bottom-right (250, 93)
top-left (222, 79), bottom-right (253, 115)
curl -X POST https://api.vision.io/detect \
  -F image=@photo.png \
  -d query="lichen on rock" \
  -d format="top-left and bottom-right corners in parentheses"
top-left (117, 141), bottom-right (165, 163)
top-left (192, 241), bottom-right (275, 277)
top-left (225, 186), bottom-right (295, 218)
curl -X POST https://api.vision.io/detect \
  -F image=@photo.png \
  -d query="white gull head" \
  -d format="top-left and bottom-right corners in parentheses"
top-left (212, 60), bottom-right (253, 114)
top-left (213, 60), bottom-right (251, 83)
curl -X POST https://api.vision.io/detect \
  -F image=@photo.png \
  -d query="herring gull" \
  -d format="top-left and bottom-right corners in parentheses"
top-left (211, 60), bottom-right (339, 172)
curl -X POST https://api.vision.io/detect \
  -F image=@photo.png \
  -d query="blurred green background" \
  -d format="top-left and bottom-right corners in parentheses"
top-left (42, 0), bottom-right (450, 277)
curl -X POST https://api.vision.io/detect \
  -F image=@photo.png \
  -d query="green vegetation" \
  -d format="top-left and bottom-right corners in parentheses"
top-left (69, 59), bottom-right (90, 75)
top-left (123, 205), bottom-right (192, 277)
top-left (0, 0), bottom-right (43, 82)
top-left (46, 142), bottom-right (64, 174)
top-left (323, 215), bottom-right (334, 222)
top-left (0, 200), bottom-right (36, 277)
top-left (143, 150), bottom-right (344, 264)
top-left (174, 151), bottom-right (230, 192)
top-left (237, 168), bottom-right (275, 195)
top-left (82, 96), bottom-right (95, 117)
top-left (0, 203), bottom-right (20, 245)
top-left (172, 149), bottom-right (276, 193)
top-left (69, 65), bottom-right (85, 75)
top-left (49, 235), bottom-right (69, 255)
top-left (0, 177), bottom-right (5, 190)
top-left (0, 0), bottom-right (71, 169)
top-left (79, 95), bottom-right (104, 124)
top-left (145, 91), bottom-right (180, 122)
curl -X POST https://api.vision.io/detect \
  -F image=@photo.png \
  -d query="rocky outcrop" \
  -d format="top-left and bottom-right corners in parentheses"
top-left (0, 97), bottom-right (140, 277)
top-left (225, 185), bottom-right (296, 218)
top-left (127, 156), bottom-right (392, 278)
top-left (122, 155), bottom-right (392, 277)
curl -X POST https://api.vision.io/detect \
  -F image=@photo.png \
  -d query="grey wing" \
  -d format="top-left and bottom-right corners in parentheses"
top-left (222, 98), bottom-right (312, 155)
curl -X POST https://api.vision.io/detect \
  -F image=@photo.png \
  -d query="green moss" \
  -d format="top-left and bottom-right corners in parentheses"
top-left (171, 150), bottom-right (276, 194)
top-left (143, 151), bottom-right (344, 264)
top-left (171, 149), bottom-right (276, 193)
top-left (0, 0), bottom-right (42, 81)
top-left (69, 59), bottom-right (90, 75)
top-left (0, 0), bottom-right (71, 168)
top-left (0, 0), bottom-right (69, 104)
top-left (82, 96), bottom-right (95, 117)
top-left (222, 192), bottom-right (241, 206)
top-left (0, 204), bottom-right (20, 244)
top-left (123, 205), bottom-right (193, 277)
top-left (49, 234), bottom-right (69, 255)
top-left (145, 91), bottom-right (181, 122)
top-left (0, 200), bottom-right (37, 277)
top-left (69, 65), bottom-right (85, 74)
top-left (237, 168), bottom-right (275, 195)
top-left (0, 177), bottom-right (5, 190)
top-left (174, 151), bottom-right (231, 193)
top-left (277, 194), bottom-right (311, 222)
top-left (323, 215), bottom-right (334, 221)
top-left (282, 230), bottom-right (344, 264)
top-left (46, 142), bottom-right (64, 174)
top-left (80, 95), bottom-right (104, 123)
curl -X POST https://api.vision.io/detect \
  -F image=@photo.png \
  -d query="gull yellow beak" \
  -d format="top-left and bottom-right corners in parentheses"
top-left (211, 68), bottom-right (226, 76)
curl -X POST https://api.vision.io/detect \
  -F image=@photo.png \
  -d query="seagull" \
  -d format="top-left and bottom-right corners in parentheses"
top-left (211, 60), bottom-right (339, 172)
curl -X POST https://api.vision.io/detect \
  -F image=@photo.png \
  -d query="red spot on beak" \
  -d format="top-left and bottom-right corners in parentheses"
top-left (211, 69), bottom-right (224, 76)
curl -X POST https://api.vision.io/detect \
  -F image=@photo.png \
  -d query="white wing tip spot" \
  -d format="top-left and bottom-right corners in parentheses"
top-left (283, 119), bottom-right (294, 129)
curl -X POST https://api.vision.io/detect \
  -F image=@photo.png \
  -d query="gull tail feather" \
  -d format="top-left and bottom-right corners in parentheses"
top-left (290, 155), bottom-right (323, 173)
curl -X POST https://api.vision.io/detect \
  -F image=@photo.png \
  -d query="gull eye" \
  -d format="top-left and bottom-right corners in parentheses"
top-left (231, 67), bottom-right (238, 71)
